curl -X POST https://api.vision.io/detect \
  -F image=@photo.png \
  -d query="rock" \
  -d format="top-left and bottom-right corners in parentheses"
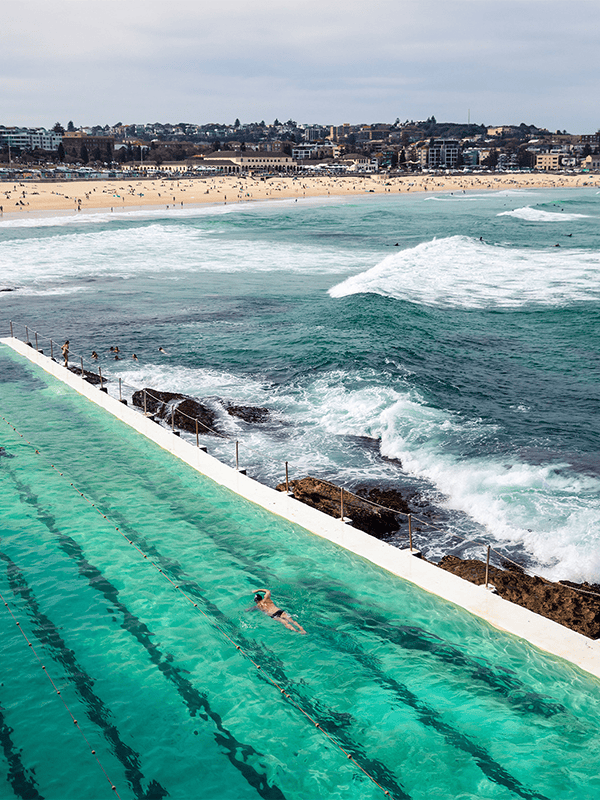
top-left (355, 486), bottom-right (411, 516)
top-left (275, 476), bottom-right (404, 538)
top-left (132, 388), bottom-right (221, 436)
top-left (226, 404), bottom-right (270, 423)
top-left (68, 366), bottom-right (103, 385)
top-left (438, 555), bottom-right (600, 639)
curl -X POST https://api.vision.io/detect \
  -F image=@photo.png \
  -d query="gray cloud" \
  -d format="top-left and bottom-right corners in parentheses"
top-left (2, 0), bottom-right (599, 130)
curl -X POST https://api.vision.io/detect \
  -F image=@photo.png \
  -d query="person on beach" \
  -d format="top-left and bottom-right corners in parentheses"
top-left (61, 340), bottom-right (69, 367)
top-left (248, 590), bottom-right (306, 634)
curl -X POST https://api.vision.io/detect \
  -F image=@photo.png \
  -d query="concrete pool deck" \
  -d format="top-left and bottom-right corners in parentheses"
top-left (3, 335), bottom-right (599, 681)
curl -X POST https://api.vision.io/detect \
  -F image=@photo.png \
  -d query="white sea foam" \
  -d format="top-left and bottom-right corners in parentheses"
top-left (498, 206), bottom-right (590, 222)
top-left (291, 373), bottom-right (600, 581)
top-left (0, 219), bottom-right (364, 287)
top-left (105, 357), bottom-right (600, 581)
top-left (329, 236), bottom-right (600, 309)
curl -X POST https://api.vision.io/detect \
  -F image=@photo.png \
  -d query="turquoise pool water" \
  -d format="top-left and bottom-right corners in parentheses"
top-left (1, 344), bottom-right (600, 800)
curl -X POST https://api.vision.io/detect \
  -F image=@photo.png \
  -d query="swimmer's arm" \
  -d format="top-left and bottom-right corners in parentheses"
top-left (244, 605), bottom-right (259, 612)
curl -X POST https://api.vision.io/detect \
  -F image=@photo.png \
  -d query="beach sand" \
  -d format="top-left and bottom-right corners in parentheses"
top-left (1, 172), bottom-right (599, 216)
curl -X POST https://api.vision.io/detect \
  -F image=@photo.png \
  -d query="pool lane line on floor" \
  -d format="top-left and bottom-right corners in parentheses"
top-left (2, 336), bottom-right (600, 683)
top-left (0, 412), bottom-right (404, 800)
top-left (0, 588), bottom-right (124, 799)
top-left (1, 409), bottom-right (560, 800)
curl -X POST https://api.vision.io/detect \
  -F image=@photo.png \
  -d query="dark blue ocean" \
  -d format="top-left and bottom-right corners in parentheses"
top-left (1, 187), bottom-right (599, 581)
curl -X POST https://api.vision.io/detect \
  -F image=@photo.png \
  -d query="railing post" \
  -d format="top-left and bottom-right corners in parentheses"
top-left (34, 332), bottom-right (38, 351)
top-left (171, 406), bottom-right (175, 431)
top-left (285, 461), bottom-right (289, 492)
top-left (50, 339), bottom-right (54, 360)
top-left (98, 366), bottom-right (103, 389)
top-left (408, 514), bottom-right (413, 552)
top-left (196, 419), bottom-right (199, 447)
top-left (485, 545), bottom-right (490, 589)
top-left (119, 377), bottom-right (122, 402)
top-left (236, 440), bottom-right (239, 470)
top-left (9, 320), bottom-right (13, 338)
top-left (143, 389), bottom-right (147, 415)
top-left (80, 357), bottom-right (84, 377)
top-left (340, 487), bottom-right (344, 520)
top-left (25, 325), bottom-right (29, 343)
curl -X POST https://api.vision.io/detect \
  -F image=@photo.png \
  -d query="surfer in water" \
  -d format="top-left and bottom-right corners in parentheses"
top-left (249, 590), bottom-right (306, 634)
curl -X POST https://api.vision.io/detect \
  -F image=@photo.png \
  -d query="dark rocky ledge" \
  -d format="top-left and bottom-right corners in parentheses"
top-left (276, 475), bottom-right (600, 639)
top-left (68, 365), bottom-right (103, 385)
top-left (226, 404), bottom-right (270, 423)
top-left (276, 476), bottom-right (409, 538)
top-left (130, 388), bottom-right (271, 436)
top-left (439, 555), bottom-right (600, 639)
top-left (132, 389), bottom-right (221, 435)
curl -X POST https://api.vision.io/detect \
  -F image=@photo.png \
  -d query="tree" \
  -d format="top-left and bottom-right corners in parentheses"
top-left (399, 149), bottom-right (406, 166)
top-left (213, 140), bottom-right (221, 151)
top-left (67, 120), bottom-right (75, 131)
top-left (234, 118), bottom-right (240, 128)
top-left (390, 150), bottom-right (398, 169)
top-left (274, 118), bottom-right (280, 126)
top-left (53, 122), bottom-right (65, 134)
top-left (482, 148), bottom-right (498, 168)
top-left (57, 142), bottom-right (65, 162)
top-left (582, 143), bottom-right (592, 157)
top-left (240, 141), bottom-right (246, 152)
top-left (93, 146), bottom-right (102, 162)
top-left (80, 144), bottom-right (89, 163)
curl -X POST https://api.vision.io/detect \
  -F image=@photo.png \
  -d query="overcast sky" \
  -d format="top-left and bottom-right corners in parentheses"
top-left (2, 0), bottom-right (599, 132)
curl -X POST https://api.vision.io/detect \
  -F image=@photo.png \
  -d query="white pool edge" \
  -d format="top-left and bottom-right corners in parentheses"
top-left (3, 336), bottom-right (599, 680)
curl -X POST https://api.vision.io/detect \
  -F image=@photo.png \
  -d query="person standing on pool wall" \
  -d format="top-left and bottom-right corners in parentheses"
top-left (249, 590), bottom-right (307, 634)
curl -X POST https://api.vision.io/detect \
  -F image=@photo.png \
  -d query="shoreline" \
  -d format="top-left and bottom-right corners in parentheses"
top-left (2, 172), bottom-right (600, 218)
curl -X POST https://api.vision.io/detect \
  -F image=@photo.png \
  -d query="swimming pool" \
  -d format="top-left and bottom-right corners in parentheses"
top-left (1, 344), bottom-right (600, 800)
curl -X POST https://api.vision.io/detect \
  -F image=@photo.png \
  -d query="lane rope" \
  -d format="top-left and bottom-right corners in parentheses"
top-left (0, 413), bottom-right (397, 798)
top-left (0, 588), bottom-right (122, 798)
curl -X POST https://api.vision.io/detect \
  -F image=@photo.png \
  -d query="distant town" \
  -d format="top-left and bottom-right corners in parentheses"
top-left (1, 118), bottom-right (599, 180)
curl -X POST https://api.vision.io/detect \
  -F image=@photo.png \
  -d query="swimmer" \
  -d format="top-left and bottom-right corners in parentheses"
top-left (248, 590), bottom-right (306, 634)
top-left (158, 347), bottom-right (170, 355)
top-left (91, 351), bottom-right (98, 360)
top-left (132, 353), bottom-right (138, 361)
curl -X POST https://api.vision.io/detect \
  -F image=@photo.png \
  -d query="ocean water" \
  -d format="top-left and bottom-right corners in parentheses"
top-left (2, 187), bottom-right (599, 583)
top-left (1, 346), bottom-right (600, 800)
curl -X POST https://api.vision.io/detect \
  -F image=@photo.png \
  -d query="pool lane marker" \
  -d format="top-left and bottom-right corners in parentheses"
top-left (0, 414), bottom-right (400, 799)
top-left (0, 589), bottom-right (122, 799)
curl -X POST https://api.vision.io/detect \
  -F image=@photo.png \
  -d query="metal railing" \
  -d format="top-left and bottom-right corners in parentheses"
top-left (7, 319), bottom-right (600, 602)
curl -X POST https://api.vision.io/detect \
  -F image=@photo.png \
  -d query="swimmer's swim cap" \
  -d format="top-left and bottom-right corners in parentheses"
top-left (254, 593), bottom-right (264, 602)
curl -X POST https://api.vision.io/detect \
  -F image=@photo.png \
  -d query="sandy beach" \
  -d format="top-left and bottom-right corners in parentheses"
top-left (1, 171), bottom-right (599, 216)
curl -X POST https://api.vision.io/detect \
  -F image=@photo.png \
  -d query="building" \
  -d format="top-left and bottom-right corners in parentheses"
top-left (0, 127), bottom-right (62, 151)
top-left (582, 154), bottom-right (600, 171)
top-left (62, 132), bottom-right (115, 157)
top-left (535, 152), bottom-right (561, 170)
top-left (579, 131), bottom-right (600, 146)
top-left (197, 150), bottom-right (297, 172)
top-left (420, 139), bottom-right (460, 169)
